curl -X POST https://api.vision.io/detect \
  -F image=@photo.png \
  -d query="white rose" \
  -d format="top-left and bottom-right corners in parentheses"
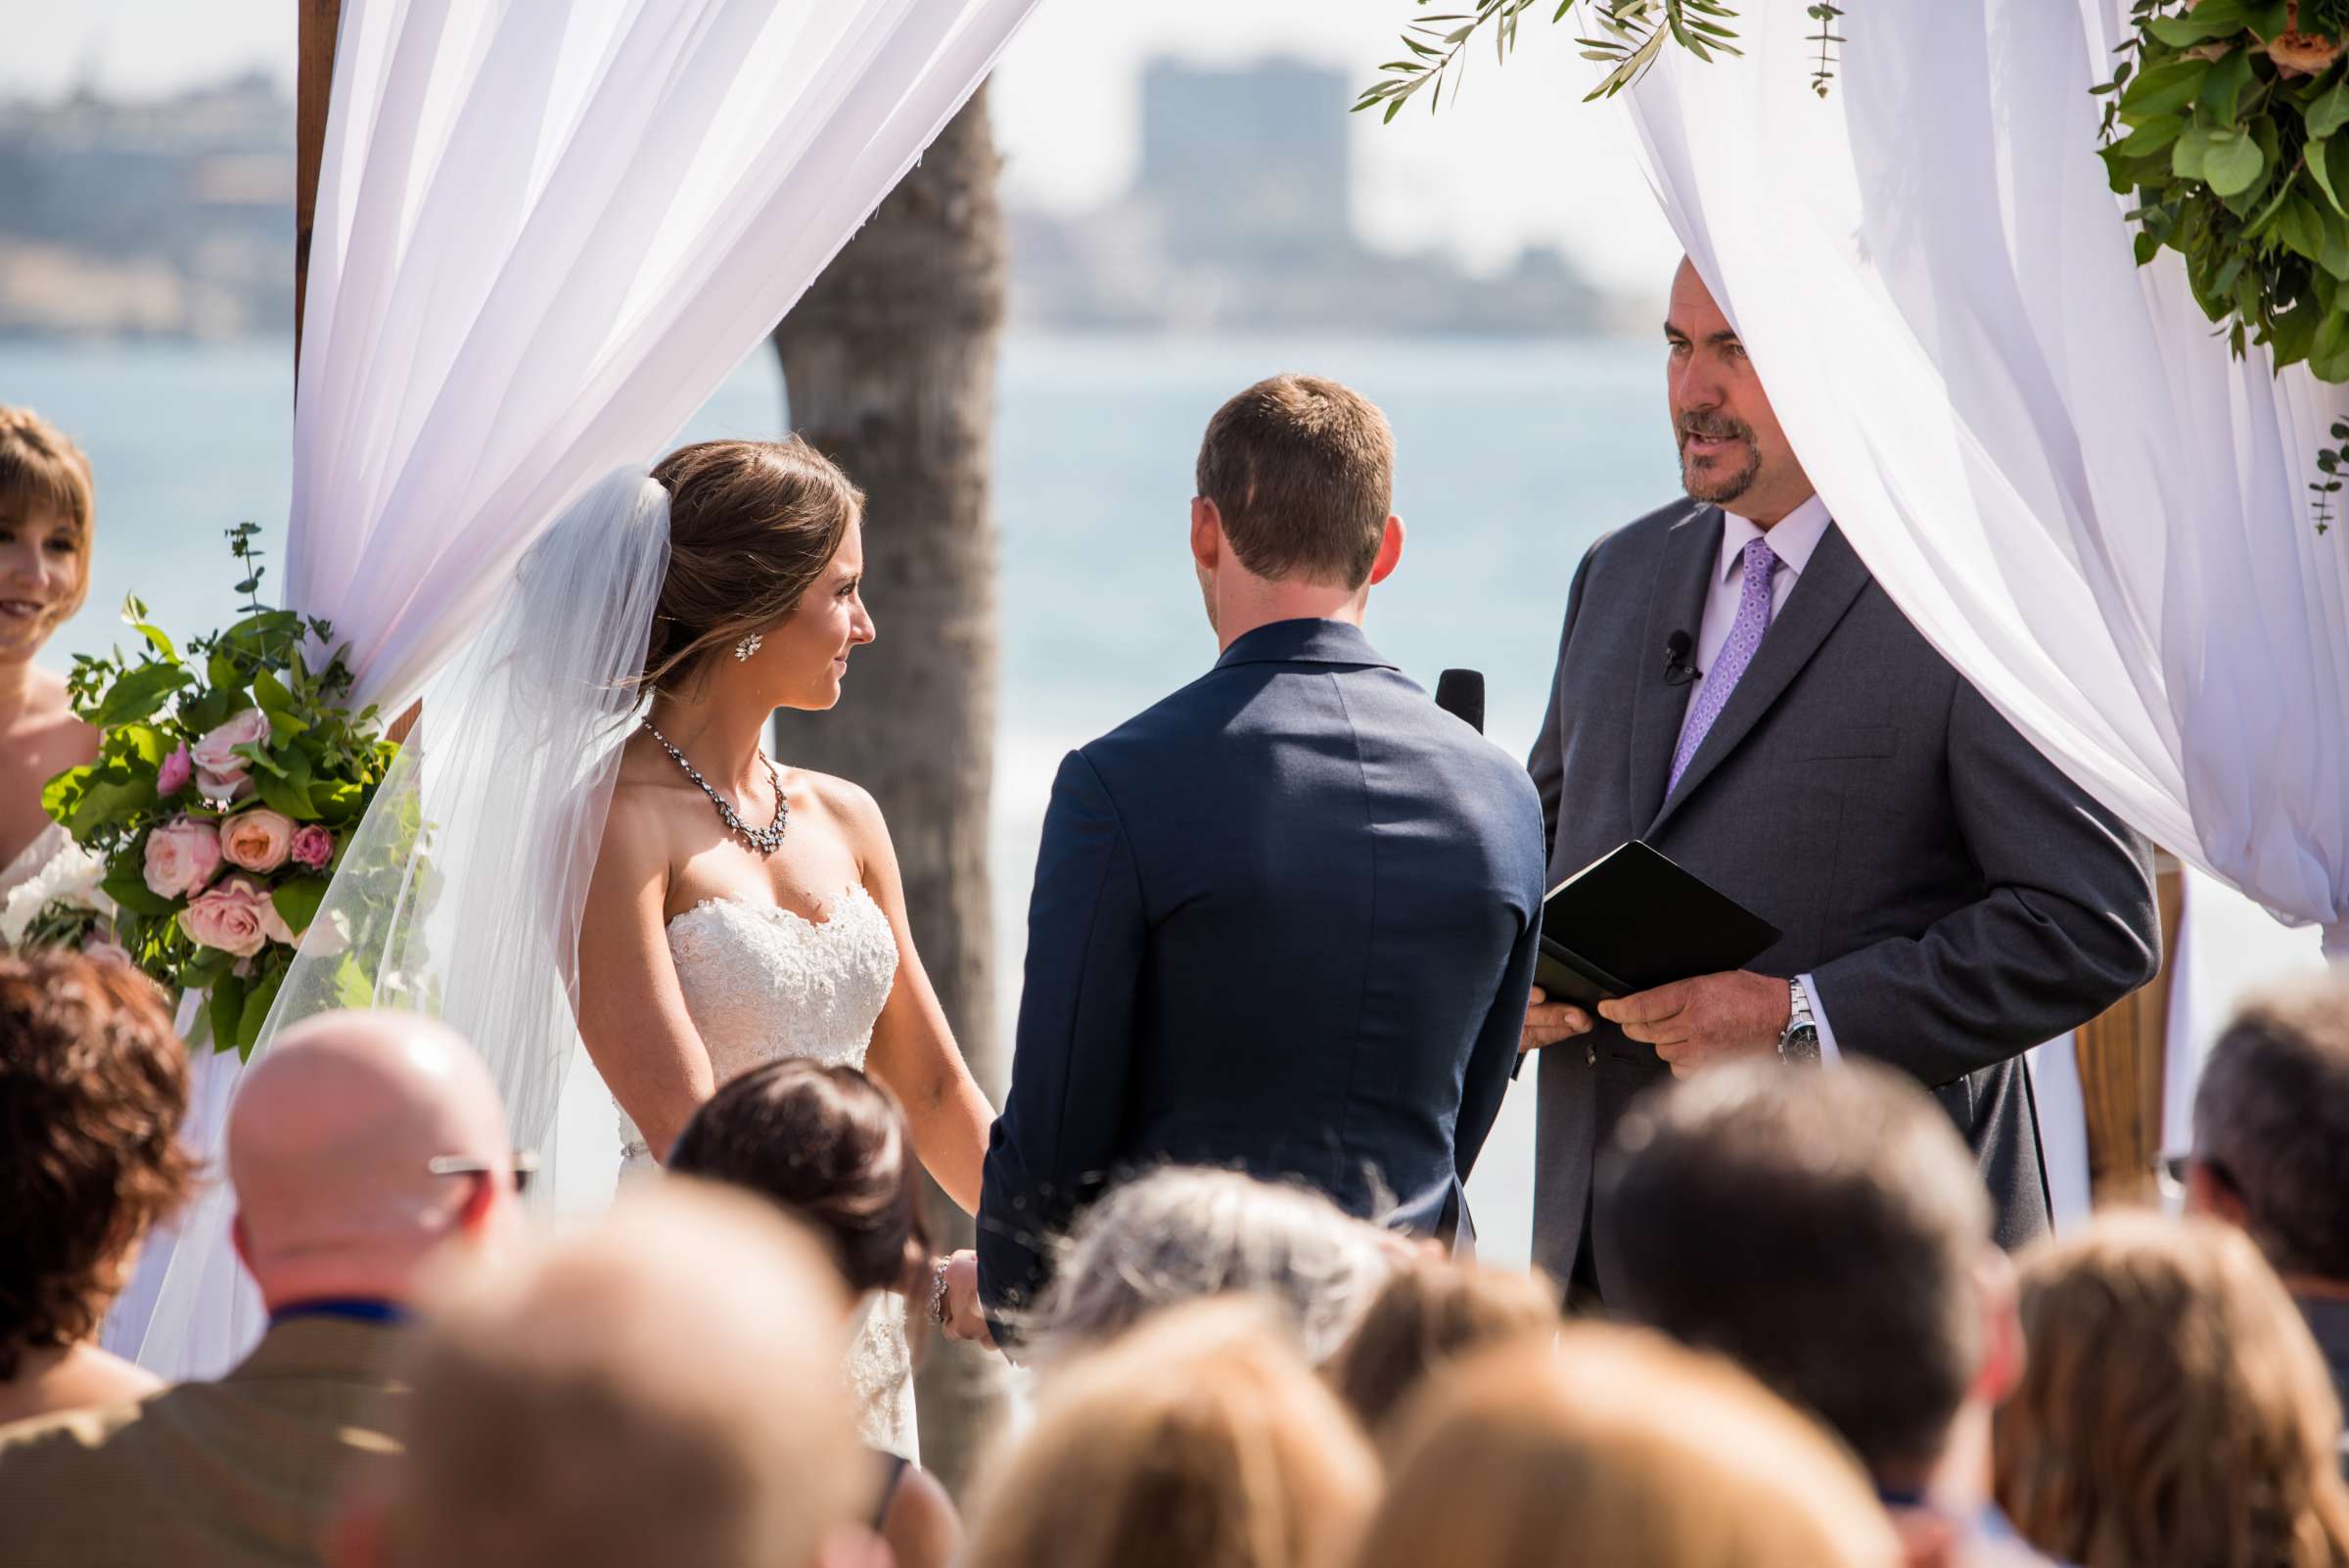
top-left (0, 843), bottom-right (115, 947)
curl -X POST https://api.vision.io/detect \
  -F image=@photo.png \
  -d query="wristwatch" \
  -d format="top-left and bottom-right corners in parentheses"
top-left (1778, 977), bottom-right (1820, 1065)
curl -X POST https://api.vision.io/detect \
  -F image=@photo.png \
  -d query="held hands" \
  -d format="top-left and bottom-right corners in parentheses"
top-left (938, 1249), bottom-right (995, 1350)
top-left (1519, 986), bottom-right (1596, 1054)
top-left (1597, 970), bottom-right (1789, 1079)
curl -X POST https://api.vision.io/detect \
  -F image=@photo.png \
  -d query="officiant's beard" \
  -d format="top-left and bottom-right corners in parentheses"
top-left (1678, 423), bottom-right (1763, 506)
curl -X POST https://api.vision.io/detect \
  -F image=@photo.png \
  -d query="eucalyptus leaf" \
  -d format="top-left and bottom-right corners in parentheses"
top-left (2111, 115), bottom-right (2186, 160)
top-left (2204, 130), bottom-right (2267, 197)
top-left (90, 663), bottom-right (192, 728)
top-left (255, 767), bottom-right (321, 822)
top-left (2201, 46), bottom-right (2258, 125)
top-left (208, 972), bottom-right (249, 1057)
top-left (271, 876), bottom-right (331, 939)
top-left (2310, 80), bottom-right (2349, 141)
top-left (69, 773), bottom-right (158, 837)
top-left (102, 869), bottom-right (180, 918)
top-left (238, 967), bottom-right (286, 1057)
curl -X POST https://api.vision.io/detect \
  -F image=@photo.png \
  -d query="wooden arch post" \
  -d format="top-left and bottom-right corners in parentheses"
top-left (295, 0), bottom-right (344, 384)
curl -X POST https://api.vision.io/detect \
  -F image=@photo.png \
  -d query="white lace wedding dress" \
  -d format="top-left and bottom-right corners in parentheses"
top-left (615, 883), bottom-right (918, 1460)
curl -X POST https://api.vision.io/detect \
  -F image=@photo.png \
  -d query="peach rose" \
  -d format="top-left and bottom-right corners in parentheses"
top-left (191, 709), bottom-right (272, 799)
top-left (179, 874), bottom-right (275, 958)
top-left (143, 817), bottom-right (224, 899)
top-left (220, 808), bottom-right (296, 873)
top-left (2272, 29), bottom-right (2344, 76)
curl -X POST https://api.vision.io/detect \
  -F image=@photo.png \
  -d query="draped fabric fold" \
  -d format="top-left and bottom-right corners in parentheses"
top-left (128, 0), bottom-right (1038, 1379)
top-left (1620, 0), bottom-right (2349, 957)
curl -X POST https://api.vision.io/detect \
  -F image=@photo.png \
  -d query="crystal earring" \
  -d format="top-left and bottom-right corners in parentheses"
top-left (734, 631), bottom-right (763, 662)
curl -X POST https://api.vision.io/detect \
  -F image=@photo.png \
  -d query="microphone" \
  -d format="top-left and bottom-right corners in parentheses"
top-left (1664, 631), bottom-right (1701, 687)
top-left (1435, 669), bottom-right (1486, 734)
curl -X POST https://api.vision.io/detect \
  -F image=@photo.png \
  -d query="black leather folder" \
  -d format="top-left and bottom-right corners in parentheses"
top-left (1534, 840), bottom-right (1782, 1007)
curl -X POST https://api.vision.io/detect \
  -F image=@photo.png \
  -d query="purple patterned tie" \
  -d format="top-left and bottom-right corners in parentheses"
top-left (1668, 535), bottom-right (1778, 797)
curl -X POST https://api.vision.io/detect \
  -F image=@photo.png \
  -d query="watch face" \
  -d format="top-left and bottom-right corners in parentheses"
top-left (1781, 1026), bottom-right (1821, 1065)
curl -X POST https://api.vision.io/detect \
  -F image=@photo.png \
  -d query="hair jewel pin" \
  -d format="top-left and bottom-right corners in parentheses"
top-left (734, 631), bottom-right (763, 662)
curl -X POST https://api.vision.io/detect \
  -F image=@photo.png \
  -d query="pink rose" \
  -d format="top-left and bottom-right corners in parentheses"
top-left (179, 874), bottom-right (274, 957)
top-left (190, 709), bottom-right (272, 799)
top-left (157, 744), bottom-right (193, 798)
top-left (82, 936), bottom-right (134, 967)
top-left (220, 808), bottom-right (296, 873)
top-left (290, 824), bottom-right (335, 872)
top-left (143, 817), bottom-right (223, 899)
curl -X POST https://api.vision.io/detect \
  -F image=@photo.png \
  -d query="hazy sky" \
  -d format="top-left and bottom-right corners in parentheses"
top-left (0, 1), bottom-right (1681, 294)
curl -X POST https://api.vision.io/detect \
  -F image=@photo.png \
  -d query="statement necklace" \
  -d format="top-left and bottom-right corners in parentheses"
top-left (641, 718), bottom-right (788, 855)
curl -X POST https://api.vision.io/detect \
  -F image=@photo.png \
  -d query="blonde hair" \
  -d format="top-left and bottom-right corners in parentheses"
top-left (641, 437), bottom-right (862, 696)
top-left (1324, 1257), bottom-right (1558, 1439)
top-left (964, 1299), bottom-right (1380, 1568)
top-left (0, 405), bottom-right (96, 624)
top-left (386, 1181), bottom-right (867, 1568)
top-left (1352, 1326), bottom-right (1900, 1568)
top-left (1994, 1213), bottom-right (2349, 1568)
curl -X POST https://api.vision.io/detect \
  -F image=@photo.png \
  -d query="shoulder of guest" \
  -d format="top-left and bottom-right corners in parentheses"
top-left (0, 1392), bottom-right (147, 1464)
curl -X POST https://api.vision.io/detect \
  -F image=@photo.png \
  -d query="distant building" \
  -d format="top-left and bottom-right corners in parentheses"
top-left (1010, 55), bottom-right (1606, 336)
top-left (0, 72), bottom-right (294, 339)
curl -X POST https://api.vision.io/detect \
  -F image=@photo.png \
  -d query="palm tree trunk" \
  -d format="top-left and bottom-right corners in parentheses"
top-left (770, 82), bottom-right (1006, 1494)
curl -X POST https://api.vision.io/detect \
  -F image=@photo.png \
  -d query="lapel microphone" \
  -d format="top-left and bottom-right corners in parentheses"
top-left (1664, 631), bottom-right (1702, 687)
top-left (1435, 669), bottom-right (1486, 733)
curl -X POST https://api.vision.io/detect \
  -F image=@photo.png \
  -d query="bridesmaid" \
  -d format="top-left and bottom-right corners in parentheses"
top-left (0, 406), bottom-right (99, 924)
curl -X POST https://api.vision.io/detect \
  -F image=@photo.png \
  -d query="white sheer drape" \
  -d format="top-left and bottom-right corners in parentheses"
top-left (129, 0), bottom-right (1036, 1379)
top-left (1619, 0), bottom-right (2349, 957)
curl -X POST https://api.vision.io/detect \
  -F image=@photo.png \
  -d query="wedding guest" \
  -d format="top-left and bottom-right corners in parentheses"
top-left (2178, 971), bottom-right (2349, 1425)
top-left (0, 1009), bottom-right (524, 1568)
top-left (332, 1182), bottom-right (876, 1568)
top-left (0, 405), bottom-right (100, 919)
top-left (1597, 1060), bottom-right (2049, 1567)
top-left (1023, 1165), bottom-right (1397, 1367)
top-left (967, 372), bottom-right (1544, 1333)
top-left (1994, 1213), bottom-right (2349, 1568)
top-left (1520, 257), bottom-right (2159, 1296)
top-left (1324, 1255), bottom-right (1557, 1441)
top-left (962, 1298), bottom-right (1379, 1568)
top-left (1351, 1326), bottom-right (1901, 1568)
top-left (668, 1059), bottom-right (961, 1568)
top-left (0, 951), bottom-right (192, 1424)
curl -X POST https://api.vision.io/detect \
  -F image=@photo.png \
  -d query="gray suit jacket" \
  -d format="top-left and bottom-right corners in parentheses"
top-left (1528, 499), bottom-right (2160, 1286)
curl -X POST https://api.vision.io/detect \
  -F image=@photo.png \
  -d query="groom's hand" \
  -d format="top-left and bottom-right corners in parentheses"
top-left (1599, 971), bottom-right (1789, 1078)
top-left (940, 1250), bottom-right (995, 1349)
top-left (1519, 986), bottom-right (1595, 1054)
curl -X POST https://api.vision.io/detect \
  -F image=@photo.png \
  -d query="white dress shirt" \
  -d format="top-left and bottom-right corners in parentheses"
top-left (1678, 492), bottom-right (1846, 1062)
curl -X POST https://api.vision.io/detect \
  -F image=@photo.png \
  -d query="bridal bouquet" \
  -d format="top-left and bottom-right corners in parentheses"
top-left (22, 526), bottom-right (399, 1054)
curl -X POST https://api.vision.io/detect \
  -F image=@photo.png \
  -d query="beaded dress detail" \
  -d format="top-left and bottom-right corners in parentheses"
top-left (615, 882), bottom-right (915, 1457)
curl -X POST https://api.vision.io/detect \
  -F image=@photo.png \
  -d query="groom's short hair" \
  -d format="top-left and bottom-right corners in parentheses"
top-left (1196, 375), bottom-right (1394, 589)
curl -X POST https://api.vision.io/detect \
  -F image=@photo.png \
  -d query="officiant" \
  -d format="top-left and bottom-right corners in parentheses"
top-left (1521, 259), bottom-right (2161, 1304)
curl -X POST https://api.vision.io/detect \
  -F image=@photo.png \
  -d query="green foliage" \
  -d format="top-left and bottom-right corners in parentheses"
top-left (1357, 1), bottom-right (1860, 115)
top-left (19, 532), bottom-right (401, 1056)
top-left (2097, 0), bottom-right (2349, 531)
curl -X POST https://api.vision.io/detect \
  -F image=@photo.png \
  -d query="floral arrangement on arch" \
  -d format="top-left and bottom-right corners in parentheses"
top-left (6, 526), bottom-right (398, 1055)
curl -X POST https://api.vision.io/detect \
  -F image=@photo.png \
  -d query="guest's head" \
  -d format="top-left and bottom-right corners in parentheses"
top-left (1665, 257), bottom-right (1814, 525)
top-left (0, 951), bottom-right (192, 1379)
top-left (1190, 375), bottom-right (1404, 640)
top-left (965, 1298), bottom-right (1379, 1568)
top-left (0, 404), bottom-right (95, 666)
top-left (668, 1059), bottom-right (929, 1299)
top-left (1325, 1256), bottom-right (1557, 1439)
top-left (1596, 1060), bottom-right (2017, 1495)
top-left (2185, 970), bottom-right (2349, 1290)
top-left (227, 1009), bottom-right (520, 1311)
top-left (1994, 1213), bottom-right (2349, 1568)
top-left (345, 1181), bottom-right (870, 1568)
top-left (1353, 1326), bottom-right (1900, 1568)
top-left (1031, 1166), bottom-right (1395, 1365)
top-left (645, 437), bottom-right (870, 711)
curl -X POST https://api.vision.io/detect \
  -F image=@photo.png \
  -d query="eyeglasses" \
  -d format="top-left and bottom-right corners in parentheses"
top-left (429, 1150), bottom-right (540, 1195)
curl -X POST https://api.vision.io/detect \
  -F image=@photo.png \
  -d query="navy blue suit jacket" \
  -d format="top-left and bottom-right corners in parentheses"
top-left (977, 619), bottom-right (1546, 1315)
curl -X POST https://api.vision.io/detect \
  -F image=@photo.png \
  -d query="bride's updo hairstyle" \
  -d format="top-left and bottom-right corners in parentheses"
top-left (641, 436), bottom-right (863, 696)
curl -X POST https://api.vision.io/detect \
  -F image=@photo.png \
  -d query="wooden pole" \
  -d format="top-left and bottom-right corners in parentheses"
top-left (295, 0), bottom-right (344, 382)
top-left (2075, 853), bottom-right (2187, 1206)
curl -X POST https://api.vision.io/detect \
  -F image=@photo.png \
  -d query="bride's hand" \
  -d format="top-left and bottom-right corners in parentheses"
top-left (937, 1250), bottom-right (994, 1349)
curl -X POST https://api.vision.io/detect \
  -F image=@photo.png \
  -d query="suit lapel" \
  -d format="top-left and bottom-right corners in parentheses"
top-left (1629, 504), bottom-right (1723, 823)
top-left (1646, 521), bottom-right (1871, 837)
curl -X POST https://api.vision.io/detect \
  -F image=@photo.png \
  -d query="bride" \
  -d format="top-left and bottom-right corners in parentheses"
top-left (576, 438), bottom-right (993, 1458)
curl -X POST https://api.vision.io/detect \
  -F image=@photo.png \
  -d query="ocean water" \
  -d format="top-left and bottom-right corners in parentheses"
top-left (4, 334), bottom-right (2322, 1264)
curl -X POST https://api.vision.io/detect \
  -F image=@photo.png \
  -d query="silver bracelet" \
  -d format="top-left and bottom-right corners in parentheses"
top-left (926, 1256), bottom-right (952, 1326)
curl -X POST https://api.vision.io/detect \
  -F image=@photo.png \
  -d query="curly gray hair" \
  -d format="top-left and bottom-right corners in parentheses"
top-left (1025, 1167), bottom-right (1401, 1366)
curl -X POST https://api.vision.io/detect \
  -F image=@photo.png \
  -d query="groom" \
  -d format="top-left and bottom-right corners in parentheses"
top-left (966, 375), bottom-right (1545, 1327)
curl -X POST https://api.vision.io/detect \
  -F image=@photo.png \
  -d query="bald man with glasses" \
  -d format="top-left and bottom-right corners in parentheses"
top-left (0, 1009), bottom-right (526, 1568)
